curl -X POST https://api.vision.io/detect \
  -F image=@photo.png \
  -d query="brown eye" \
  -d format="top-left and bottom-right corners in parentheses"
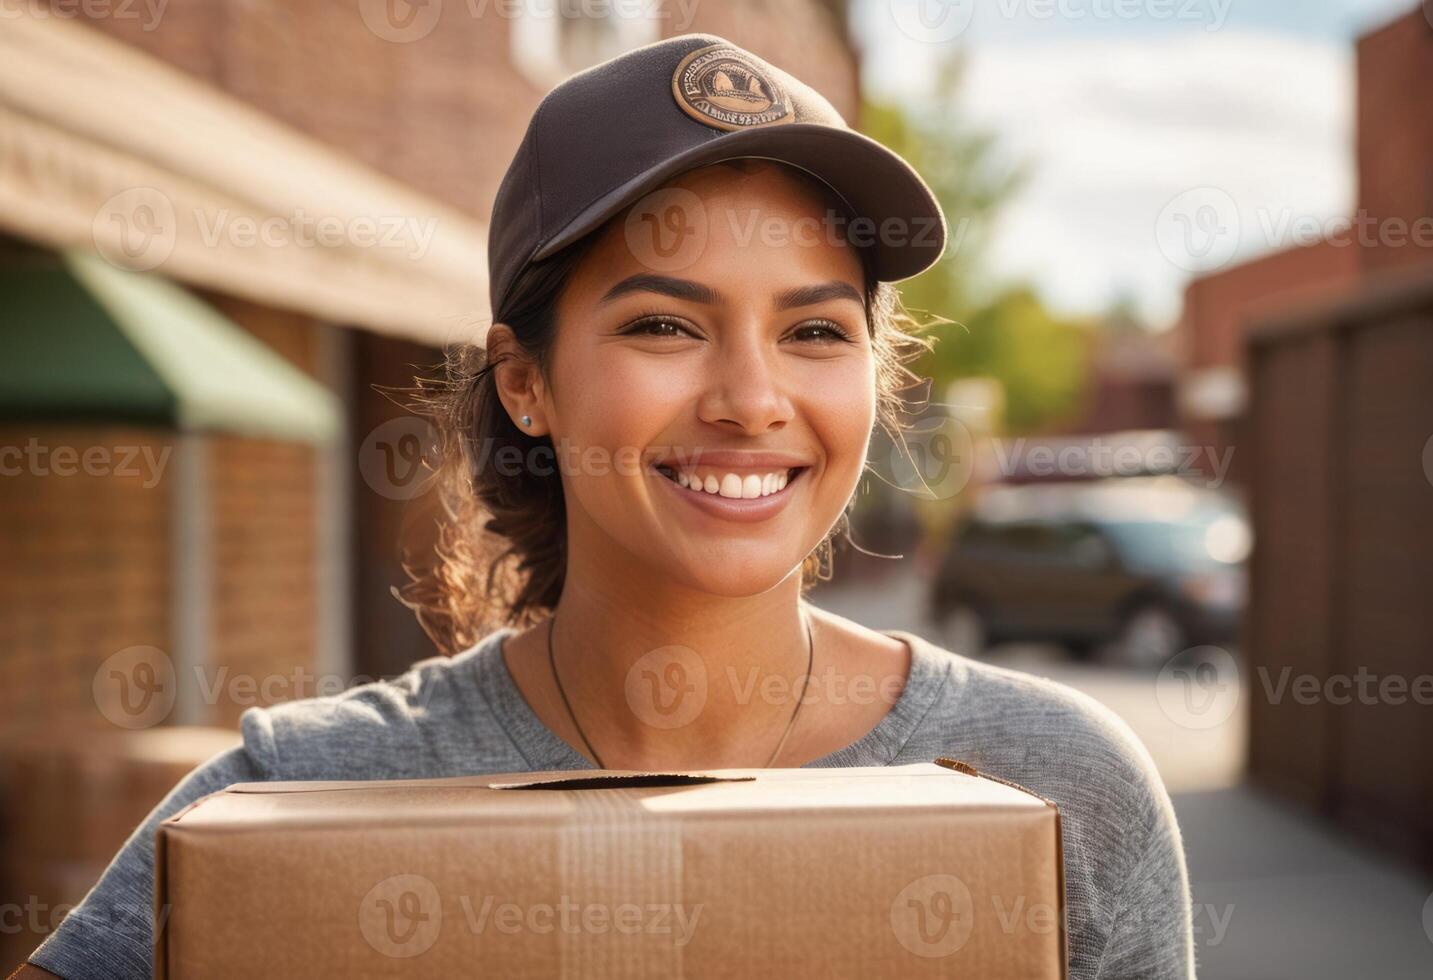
top-left (792, 320), bottom-right (855, 344)
top-left (624, 316), bottom-right (695, 339)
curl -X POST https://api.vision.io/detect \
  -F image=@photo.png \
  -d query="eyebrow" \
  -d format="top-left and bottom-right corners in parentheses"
top-left (599, 274), bottom-right (723, 306)
top-left (599, 275), bottom-right (864, 310)
top-left (774, 281), bottom-right (865, 311)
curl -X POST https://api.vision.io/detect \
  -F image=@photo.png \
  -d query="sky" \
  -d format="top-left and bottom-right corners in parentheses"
top-left (854, 0), bottom-right (1419, 327)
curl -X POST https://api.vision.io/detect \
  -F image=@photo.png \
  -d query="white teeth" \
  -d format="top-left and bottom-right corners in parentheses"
top-left (662, 467), bottom-right (797, 497)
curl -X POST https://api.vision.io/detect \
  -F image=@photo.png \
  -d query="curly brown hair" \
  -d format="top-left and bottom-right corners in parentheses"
top-left (397, 161), bottom-right (937, 656)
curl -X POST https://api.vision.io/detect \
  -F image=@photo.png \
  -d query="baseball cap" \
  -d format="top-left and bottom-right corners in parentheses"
top-left (487, 33), bottom-right (947, 317)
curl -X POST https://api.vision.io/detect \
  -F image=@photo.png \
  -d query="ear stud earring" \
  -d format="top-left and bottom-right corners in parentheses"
top-left (520, 415), bottom-right (532, 427)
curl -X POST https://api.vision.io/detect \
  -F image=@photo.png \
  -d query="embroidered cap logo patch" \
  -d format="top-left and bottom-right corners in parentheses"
top-left (671, 44), bottom-right (795, 131)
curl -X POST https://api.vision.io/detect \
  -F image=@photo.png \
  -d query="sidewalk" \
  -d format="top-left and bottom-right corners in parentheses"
top-left (1176, 785), bottom-right (1433, 979)
top-left (809, 568), bottom-right (1433, 978)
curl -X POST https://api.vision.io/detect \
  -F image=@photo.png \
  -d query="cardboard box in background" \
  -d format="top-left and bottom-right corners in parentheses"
top-left (156, 759), bottom-right (1067, 979)
top-left (0, 727), bottom-right (239, 966)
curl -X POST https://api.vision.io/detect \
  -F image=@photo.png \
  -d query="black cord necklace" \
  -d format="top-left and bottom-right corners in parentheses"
top-left (546, 610), bottom-right (815, 769)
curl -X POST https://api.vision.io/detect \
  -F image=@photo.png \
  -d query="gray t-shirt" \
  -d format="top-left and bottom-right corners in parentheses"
top-left (30, 626), bottom-right (1194, 979)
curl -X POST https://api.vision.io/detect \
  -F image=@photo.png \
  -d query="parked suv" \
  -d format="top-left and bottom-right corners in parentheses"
top-left (929, 477), bottom-right (1248, 668)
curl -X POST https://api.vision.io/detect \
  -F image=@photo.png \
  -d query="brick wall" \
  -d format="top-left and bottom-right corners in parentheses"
top-left (75, 0), bottom-right (858, 223)
top-left (1356, 11), bottom-right (1433, 277)
top-left (1179, 8), bottom-right (1433, 379)
top-left (1177, 240), bottom-right (1361, 374)
top-left (0, 312), bottom-right (329, 733)
top-left (1246, 281), bottom-right (1433, 871)
top-left (0, 426), bottom-right (173, 738)
top-left (200, 295), bottom-right (326, 726)
top-left (1175, 242), bottom-right (1360, 484)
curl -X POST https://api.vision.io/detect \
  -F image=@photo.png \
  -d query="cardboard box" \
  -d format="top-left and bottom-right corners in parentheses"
top-left (155, 758), bottom-right (1066, 978)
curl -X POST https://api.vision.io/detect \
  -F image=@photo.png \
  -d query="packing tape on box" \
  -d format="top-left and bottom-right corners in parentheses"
top-left (559, 788), bottom-right (686, 978)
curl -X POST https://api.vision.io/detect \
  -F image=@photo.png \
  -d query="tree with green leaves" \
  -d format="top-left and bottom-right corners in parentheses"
top-left (861, 56), bottom-right (1092, 436)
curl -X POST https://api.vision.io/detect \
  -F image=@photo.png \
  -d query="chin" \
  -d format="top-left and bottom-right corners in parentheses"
top-left (660, 552), bottom-right (806, 599)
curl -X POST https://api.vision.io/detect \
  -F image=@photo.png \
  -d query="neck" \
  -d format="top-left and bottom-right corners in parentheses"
top-left (548, 554), bottom-right (816, 770)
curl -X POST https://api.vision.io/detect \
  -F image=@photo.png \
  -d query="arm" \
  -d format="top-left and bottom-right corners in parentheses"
top-left (1094, 778), bottom-right (1196, 979)
top-left (21, 746), bottom-right (265, 980)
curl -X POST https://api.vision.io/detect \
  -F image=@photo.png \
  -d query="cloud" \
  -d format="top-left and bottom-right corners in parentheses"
top-left (955, 33), bottom-right (1353, 324)
top-left (857, 2), bottom-right (1360, 325)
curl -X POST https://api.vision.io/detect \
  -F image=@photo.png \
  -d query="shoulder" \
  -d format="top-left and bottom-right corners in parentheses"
top-left (238, 629), bottom-right (516, 780)
top-left (899, 636), bottom-right (1189, 968)
top-left (898, 633), bottom-right (1178, 856)
top-left (904, 634), bottom-right (1165, 798)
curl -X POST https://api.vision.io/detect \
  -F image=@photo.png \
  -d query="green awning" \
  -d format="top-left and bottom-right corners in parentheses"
top-left (0, 250), bottom-right (339, 444)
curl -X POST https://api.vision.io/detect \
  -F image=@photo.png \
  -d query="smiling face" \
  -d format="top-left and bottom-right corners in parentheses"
top-left (526, 160), bottom-right (878, 598)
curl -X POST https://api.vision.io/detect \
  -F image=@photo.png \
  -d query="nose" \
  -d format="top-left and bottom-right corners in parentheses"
top-left (694, 326), bottom-right (793, 435)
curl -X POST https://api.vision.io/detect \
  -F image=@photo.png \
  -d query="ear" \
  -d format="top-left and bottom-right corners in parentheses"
top-left (486, 323), bottom-right (547, 435)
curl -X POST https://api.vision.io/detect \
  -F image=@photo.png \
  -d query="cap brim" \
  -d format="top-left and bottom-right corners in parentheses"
top-left (529, 123), bottom-right (947, 283)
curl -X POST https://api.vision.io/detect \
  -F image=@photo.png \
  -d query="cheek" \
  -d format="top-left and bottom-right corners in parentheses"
top-left (557, 351), bottom-right (693, 447)
top-left (546, 349), bottom-right (694, 514)
top-left (807, 356), bottom-right (878, 477)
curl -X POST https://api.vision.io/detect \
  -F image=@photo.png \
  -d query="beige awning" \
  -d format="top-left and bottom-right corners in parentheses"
top-left (0, 5), bottom-right (491, 347)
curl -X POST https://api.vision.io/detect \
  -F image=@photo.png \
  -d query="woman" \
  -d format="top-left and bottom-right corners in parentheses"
top-left (23, 34), bottom-right (1193, 980)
